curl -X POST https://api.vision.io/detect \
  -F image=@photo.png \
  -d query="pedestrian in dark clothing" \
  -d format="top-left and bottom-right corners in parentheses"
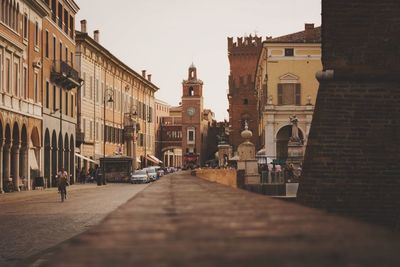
top-left (80, 168), bottom-right (86, 184)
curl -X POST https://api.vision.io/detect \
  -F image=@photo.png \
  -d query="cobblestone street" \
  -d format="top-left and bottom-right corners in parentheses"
top-left (32, 172), bottom-right (400, 267)
top-left (0, 183), bottom-right (149, 267)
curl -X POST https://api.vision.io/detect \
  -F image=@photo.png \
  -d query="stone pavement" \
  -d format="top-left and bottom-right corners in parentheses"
top-left (0, 183), bottom-right (149, 267)
top-left (36, 171), bottom-right (400, 267)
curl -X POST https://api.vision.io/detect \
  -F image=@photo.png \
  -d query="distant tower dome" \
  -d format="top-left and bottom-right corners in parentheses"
top-left (188, 63), bottom-right (197, 80)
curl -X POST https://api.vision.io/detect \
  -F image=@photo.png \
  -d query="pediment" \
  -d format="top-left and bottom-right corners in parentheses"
top-left (279, 73), bottom-right (299, 81)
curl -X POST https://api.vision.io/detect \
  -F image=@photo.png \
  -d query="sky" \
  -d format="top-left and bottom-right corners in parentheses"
top-left (75, 0), bottom-right (321, 121)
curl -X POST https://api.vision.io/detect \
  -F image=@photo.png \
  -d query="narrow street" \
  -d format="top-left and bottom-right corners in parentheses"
top-left (0, 183), bottom-right (149, 267)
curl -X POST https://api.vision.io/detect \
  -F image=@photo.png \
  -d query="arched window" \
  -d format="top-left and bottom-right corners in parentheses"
top-left (189, 87), bottom-right (194, 96)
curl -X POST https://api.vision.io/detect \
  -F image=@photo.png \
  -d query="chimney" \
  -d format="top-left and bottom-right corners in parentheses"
top-left (80, 20), bottom-right (87, 33)
top-left (305, 23), bottom-right (315, 42)
top-left (94, 30), bottom-right (100, 43)
top-left (147, 74), bottom-right (152, 82)
top-left (142, 70), bottom-right (146, 78)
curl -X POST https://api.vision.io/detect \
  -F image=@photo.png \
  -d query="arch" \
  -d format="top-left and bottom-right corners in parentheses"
top-left (12, 121), bottom-right (19, 145)
top-left (64, 133), bottom-right (69, 175)
top-left (44, 129), bottom-right (51, 182)
top-left (20, 125), bottom-right (28, 183)
top-left (188, 87), bottom-right (194, 96)
top-left (30, 127), bottom-right (40, 148)
top-left (69, 135), bottom-right (74, 183)
top-left (276, 125), bottom-right (304, 160)
top-left (51, 130), bottom-right (57, 186)
top-left (58, 133), bottom-right (63, 172)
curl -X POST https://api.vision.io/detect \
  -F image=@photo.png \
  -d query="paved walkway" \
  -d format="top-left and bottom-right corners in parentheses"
top-left (35, 172), bottom-right (400, 267)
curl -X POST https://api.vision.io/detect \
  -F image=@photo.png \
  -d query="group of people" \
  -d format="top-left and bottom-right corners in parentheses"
top-left (76, 166), bottom-right (100, 184)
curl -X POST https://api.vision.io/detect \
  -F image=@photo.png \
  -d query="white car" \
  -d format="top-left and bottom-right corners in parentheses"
top-left (130, 170), bottom-right (150, 184)
top-left (143, 167), bottom-right (158, 181)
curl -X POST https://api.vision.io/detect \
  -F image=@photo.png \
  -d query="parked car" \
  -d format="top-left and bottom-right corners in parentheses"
top-left (144, 167), bottom-right (158, 181)
top-left (130, 170), bottom-right (150, 184)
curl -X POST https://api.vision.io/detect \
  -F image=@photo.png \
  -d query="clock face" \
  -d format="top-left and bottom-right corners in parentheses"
top-left (187, 107), bottom-right (195, 116)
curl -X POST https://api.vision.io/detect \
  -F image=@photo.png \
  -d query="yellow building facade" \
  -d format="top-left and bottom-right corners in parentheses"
top-left (256, 24), bottom-right (322, 161)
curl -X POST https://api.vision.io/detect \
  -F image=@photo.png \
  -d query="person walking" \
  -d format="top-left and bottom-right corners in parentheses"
top-left (57, 168), bottom-right (69, 202)
top-left (80, 167), bottom-right (86, 184)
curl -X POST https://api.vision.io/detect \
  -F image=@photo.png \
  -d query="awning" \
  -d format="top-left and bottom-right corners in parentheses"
top-left (146, 154), bottom-right (163, 165)
top-left (29, 149), bottom-right (39, 170)
top-left (136, 157), bottom-right (141, 163)
top-left (75, 153), bottom-right (98, 164)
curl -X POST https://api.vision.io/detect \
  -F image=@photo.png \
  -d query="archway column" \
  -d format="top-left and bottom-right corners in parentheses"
top-left (20, 145), bottom-right (28, 189)
top-left (0, 139), bottom-right (4, 194)
top-left (12, 143), bottom-right (20, 191)
top-left (3, 143), bottom-right (11, 190)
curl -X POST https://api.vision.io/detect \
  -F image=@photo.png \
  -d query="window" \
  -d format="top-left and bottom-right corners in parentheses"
top-left (65, 47), bottom-right (68, 63)
top-left (96, 122), bottom-right (99, 140)
top-left (34, 73), bottom-right (38, 102)
top-left (53, 37), bottom-right (56, 60)
top-left (34, 22), bottom-right (39, 47)
top-left (89, 121), bottom-right (93, 140)
top-left (187, 128), bottom-right (195, 144)
top-left (59, 42), bottom-right (62, 61)
top-left (51, 0), bottom-right (56, 22)
top-left (5, 58), bottom-right (10, 93)
top-left (23, 14), bottom-right (28, 39)
top-left (285, 48), bottom-right (294, 57)
top-left (58, 2), bottom-right (63, 28)
top-left (45, 82), bottom-right (50, 108)
top-left (243, 98), bottom-right (249, 105)
top-left (69, 15), bottom-right (74, 39)
top-left (82, 73), bottom-right (86, 96)
top-left (45, 31), bottom-right (49, 57)
top-left (277, 83), bottom-right (301, 105)
top-left (53, 85), bottom-right (57, 111)
top-left (96, 79), bottom-right (99, 102)
top-left (189, 87), bottom-right (194, 96)
top-left (64, 10), bottom-right (68, 34)
top-left (65, 92), bottom-right (68, 116)
top-left (83, 118), bottom-right (86, 138)
top-left (71, 94), bottom-right (74, 117)
top-left (23, 67), bottom-right (27, 99)
top-left (13, 63), bottom-right (18, 96)
top-left (89, 76), bottom-right (93, 99)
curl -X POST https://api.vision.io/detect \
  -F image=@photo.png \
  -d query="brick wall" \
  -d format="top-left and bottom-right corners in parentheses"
top-left (227, 36), bottom-right (263, 150)
top-left (297, 0), bottom-right (400, 229)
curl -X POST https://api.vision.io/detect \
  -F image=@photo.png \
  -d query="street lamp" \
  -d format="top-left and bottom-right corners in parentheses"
top-left (102, 88), bottom-right (114, 186)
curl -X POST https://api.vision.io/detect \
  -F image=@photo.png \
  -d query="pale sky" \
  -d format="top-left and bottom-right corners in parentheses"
top-left (75, 0), bottom-right (321, 121)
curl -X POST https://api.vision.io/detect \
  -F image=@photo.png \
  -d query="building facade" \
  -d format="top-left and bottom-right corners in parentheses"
top-left (0, 0), bottom-right (48, 192)
top-left (75, 20), bottom-right (158, 172)
top-left (154, 98), bottom-right (170, 163)
top-left (227, 35), bottom-right (264, 151)
top-left (255, 24), bottom-right (321, 161)
top-left (42, 0), bottom-right (80, 187)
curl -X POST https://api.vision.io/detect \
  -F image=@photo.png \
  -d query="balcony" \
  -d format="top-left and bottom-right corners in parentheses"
top-left (76, 129), bottom-right (85, 147)
top-left (51, 61), bottom-right (81, 90)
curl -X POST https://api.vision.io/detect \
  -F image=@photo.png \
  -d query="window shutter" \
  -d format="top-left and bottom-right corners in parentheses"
top-left (295, 83), bottom-right (301, 105)
top-left (277, 84), bottom-right (283, 105)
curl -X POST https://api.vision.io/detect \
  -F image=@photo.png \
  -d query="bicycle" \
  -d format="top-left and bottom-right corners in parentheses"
top-left (59, 185), bottom-right (67, 202)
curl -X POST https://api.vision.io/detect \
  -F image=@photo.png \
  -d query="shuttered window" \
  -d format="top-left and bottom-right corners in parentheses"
top-left (277, 83), bottom-right (301, 105)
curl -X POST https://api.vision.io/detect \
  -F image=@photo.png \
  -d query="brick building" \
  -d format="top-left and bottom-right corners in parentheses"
top-left (297, 0), bottom-right (400, 229)
top-left (227, 36), bottom-right (263, 151)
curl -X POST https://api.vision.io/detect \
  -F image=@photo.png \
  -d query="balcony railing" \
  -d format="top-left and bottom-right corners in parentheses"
top-left (51, 60), bottom-right (81, 90)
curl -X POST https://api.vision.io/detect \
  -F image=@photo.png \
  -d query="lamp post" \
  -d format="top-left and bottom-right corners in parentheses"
top-left (102, 88), bottom-right (114, 186)
top-left (124, 105), bottom-right (138, 171)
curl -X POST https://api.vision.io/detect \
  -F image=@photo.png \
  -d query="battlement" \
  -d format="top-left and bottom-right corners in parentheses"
top-left (228, 35), bottom-right (268, 53)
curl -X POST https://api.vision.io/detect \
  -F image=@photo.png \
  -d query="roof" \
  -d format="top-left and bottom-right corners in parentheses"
top-left (266, 26), bottom-right (321, 44)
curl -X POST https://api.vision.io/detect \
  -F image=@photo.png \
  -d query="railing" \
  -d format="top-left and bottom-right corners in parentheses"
top-left (51, 60), bottom-right (81, 90)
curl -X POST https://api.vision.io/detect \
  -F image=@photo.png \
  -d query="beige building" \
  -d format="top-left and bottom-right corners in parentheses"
top-left (255, 24), bottom-right (321, 161)
top-left (0, 0), bottom-right (49, 192)
top-left (75, 20), bottom-right (158, 171)
top-left (155, 98), bottom-right (170, 161)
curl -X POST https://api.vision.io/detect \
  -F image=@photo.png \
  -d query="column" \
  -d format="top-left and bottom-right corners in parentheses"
top-left (12, 144), bottom-right (20, 191)
top-left (0, 142), bottom-right (3, 193)
top-left (3, 144), bottom-right (11, 190)
top-left (21, 146), bottom-right (28, 190)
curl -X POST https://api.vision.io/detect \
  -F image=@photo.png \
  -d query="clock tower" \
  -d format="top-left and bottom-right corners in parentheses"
top-left (181, 64), bottom-right (204, 168)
